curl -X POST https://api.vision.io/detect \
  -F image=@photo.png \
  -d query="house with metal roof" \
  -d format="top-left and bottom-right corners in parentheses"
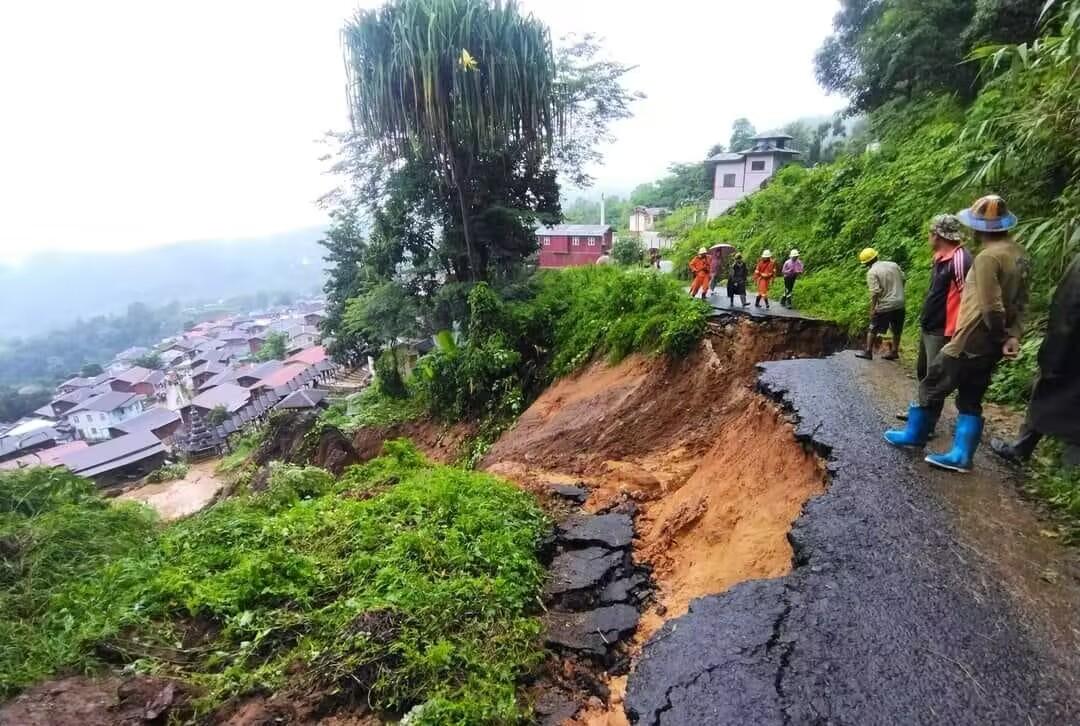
top-left (58, 430), bottom-right (166, 486)
top-left (706, 133), bottom-right (802, 218)
top-left (108, 407), bottom-right (182, 442)
top-left (65, 391), bottom-right (145, 442)
top-left (536, 224), bottom-right (614, 268)
top-left (274, 388), bottom-right (329, 411)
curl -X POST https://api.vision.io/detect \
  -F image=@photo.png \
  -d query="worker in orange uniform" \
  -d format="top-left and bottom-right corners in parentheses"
top-left (754, 250), bottom-right (777, 309)
top-left (689, 247), bottom-right (712, 300)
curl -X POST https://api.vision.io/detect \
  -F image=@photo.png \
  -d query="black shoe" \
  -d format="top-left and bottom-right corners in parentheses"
top-left (896, 411), bottom-right (908, 421)
top-left (742, 301), bottom-right (751, 307)
top-left (854, 351), bottom-right (873, 360)
top-left (991, 438), bottom-right (1026, 465)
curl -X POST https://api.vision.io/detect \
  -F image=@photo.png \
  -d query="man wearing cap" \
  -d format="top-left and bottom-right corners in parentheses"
top-left (780, 249), bottom-right (804, 307)
top-left (855, 248), bottom-right (906, 360)
top-left (917, 214), bottom-right (973, 381)
top-left (688, 247), bottom-right (712, 300)
top-left (885, 194), bottom-right (1029, 473)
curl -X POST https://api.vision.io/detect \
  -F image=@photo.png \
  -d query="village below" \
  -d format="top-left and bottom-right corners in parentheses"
top-left (2, 0), bottom-right (1080, 725)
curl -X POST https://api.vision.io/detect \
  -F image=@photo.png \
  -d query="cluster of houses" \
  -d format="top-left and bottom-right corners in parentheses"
top-left (0, 300), bottom-right (339, 487)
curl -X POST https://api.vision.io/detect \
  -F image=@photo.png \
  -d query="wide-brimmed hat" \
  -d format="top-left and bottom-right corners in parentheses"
top-left (761, 249), bottom-right (773, 258)
top-left (698, 247), bottom-right (708, 255)
top-left (930, 214), bottom-right (964, 242)
top-left (789, 249), bottom-right (800, 258)
top-left (957, 195), bottom-right (1018, 232)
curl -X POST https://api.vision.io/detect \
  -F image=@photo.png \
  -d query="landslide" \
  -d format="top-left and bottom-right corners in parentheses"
top-left (483, 313), bottom-right (845, 631)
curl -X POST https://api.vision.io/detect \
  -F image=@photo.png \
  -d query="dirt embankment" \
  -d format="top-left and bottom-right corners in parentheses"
top-left (483, 314), bottom-right (845, 724)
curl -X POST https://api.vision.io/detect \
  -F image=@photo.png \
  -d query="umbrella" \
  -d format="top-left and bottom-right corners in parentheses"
top-left (709, 243), bottom-right (736, 269)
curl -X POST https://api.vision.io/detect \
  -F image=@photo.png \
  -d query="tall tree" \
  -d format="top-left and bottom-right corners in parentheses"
top-left (343, 0), bottom-right (558, 280)
top-left (729, 118), bottom-right (756, 152)
top-left (815, 0), bottom-right (1044, 112)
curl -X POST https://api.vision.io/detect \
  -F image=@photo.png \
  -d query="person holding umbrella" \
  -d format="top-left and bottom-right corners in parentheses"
top-left (781, 249), bottom-right (804, 307)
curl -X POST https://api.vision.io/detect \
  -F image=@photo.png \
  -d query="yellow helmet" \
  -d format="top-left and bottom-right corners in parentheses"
top-left (858, 247), bottom-right (878, 265)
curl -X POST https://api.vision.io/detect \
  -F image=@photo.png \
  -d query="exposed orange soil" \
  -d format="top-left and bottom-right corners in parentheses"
top-left (484, 320), bottom-right (829, 628)
top-left (483, 318), bottom-right (835, 723)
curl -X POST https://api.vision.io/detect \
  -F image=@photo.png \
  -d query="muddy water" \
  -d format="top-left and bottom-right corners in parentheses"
top-left (845, 354), bottom-right (1080, 654)
top-left (117, 459), bottom-right (225, 521)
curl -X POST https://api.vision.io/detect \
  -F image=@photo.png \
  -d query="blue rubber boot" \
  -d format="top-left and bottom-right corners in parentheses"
top-left (925, 414), bottom-right (984, 473)
top-left (884, 404), bottom-right (934, 448)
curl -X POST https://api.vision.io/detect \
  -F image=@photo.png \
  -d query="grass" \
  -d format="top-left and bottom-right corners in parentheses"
top-left (217, 426), bottom-right (266, 475)
top-left (145, 461), bottom-right (189, 483)
top-left (0, 441), bottom-right (548, 722)
top-left (1023, 442), bottom-right (1080, 544)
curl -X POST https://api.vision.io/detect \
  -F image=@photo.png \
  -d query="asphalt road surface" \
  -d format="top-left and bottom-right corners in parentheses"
top-left (626, 352), bottom-right (1080, 725)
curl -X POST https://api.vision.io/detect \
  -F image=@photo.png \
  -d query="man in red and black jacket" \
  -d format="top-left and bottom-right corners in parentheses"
top-left (917, 214), bottom-right (973, 381)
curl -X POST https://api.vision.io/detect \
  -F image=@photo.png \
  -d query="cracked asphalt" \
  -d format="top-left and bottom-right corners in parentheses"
top-left (625, 352), bottom-right (1080, 725)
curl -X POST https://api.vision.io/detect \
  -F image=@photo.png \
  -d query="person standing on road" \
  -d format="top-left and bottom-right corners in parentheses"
top-left (885, 194), bottom-right (1029, 473)
top-left (991, 252), bottom-right (1080, 467)
top-left (855, 248), bottom-right (906, 361)
top-left (754, 250), bottom-right (776, 309)
top-left (689, 247), bottom-right (711, 300)
top-left (780, 249), bottom-right (804, 307)
top-left (728, 252), bottom-right (750, 308)
top-left (917, 215), bottom-right (973, 380)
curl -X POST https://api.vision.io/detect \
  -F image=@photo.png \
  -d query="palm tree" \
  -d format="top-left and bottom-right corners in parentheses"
top-left (343, 0), bottom-right (562, 281)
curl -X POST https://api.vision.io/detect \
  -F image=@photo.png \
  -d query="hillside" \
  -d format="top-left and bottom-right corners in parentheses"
top-left (0, 228), bottom-right (326, 338)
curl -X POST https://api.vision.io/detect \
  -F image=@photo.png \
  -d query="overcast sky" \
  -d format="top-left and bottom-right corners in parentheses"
top-left (0, 0), bottom-right (844, 262)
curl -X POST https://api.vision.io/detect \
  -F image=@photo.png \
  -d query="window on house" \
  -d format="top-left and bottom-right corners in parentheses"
top-left (572, 236), bottom-right (581, 246)
top-left (542, 237), bottom-right (550, 246)
top-left (751, 160), bottom-right (766, 172)
top-left (90, 427), bottom-right (97, 435)
top-left (587, 237), bottom-right (596, 246)
top-left (722, 173), bottom-right (737, 188)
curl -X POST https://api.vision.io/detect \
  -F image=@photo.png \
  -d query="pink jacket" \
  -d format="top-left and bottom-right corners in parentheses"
top-left (782, 259), bottom-right (804, 276)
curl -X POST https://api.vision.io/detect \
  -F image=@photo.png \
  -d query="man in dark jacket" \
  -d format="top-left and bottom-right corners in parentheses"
top-left (727, 253), bottom-right (750, 308)
top-left (918, 214), bottom-right (973, 381)
top-left (991, 252), bottom-right (1080, 466)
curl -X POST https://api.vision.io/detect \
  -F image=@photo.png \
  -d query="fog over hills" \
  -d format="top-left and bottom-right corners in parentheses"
top-left (0, 229), bottom-right (327, 338)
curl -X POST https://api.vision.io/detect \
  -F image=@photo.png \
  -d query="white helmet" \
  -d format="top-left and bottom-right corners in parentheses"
top-left (761, 249), bottom-right (773, 258)
top-left (789, 249), bottom-right (800, 258)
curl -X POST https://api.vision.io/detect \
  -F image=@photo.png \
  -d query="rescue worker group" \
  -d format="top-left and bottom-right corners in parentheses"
top-left (686, 193), bottom-right (1080, 476)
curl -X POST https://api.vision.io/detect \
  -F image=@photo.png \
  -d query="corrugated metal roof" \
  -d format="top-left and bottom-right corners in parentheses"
top-left (275, 388), bottom-right (328, 410)
top-left (536, 224), bottom-right (612, 236)
top-left (110, 407), bottom-right (181, 435)
top-left (59, 431), bottom-right (164, 477)
top-left (67, 391), bottom-right (142, 415)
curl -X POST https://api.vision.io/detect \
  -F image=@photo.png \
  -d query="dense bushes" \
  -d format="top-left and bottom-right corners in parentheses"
top-left (0, 445), bottom-right (548, 721)
top-left (412, 266), bottom-right (709, 423)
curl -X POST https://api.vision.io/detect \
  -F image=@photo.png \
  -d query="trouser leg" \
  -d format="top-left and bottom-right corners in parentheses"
top-left (952, 355), bottom-right (998, 417)
top-left (917, 332), bottom-right (946, 382)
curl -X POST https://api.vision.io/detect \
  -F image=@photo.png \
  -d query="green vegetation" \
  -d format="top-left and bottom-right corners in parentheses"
top-left (611, 236), bottom-right (646, 266)
top-left (1025, 441), bottom-right (1080, 544)
top-left (132, 351), bottom-right (163, 370)
top-left (145, 461), bottom-right (189, 484)
top-left (659, 0), bottom-right (1080, 530)
top-left (413, 267), bottom-right (708, 425)
top-left (217, 426), bottom-right (266, 475)
top-left (1, 443), bottom-right (548, 721)
top-left (319, 386), bottom-right (426, 433)
top-left (255, 331), bottom-right (288, 362)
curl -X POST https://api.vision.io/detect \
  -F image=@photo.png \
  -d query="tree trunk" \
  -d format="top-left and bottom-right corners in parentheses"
top-left (450, 157), bottom-right (477, 281)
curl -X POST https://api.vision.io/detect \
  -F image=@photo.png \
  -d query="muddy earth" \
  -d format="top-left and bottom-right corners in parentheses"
top-left (483, 313), bottom-right (849, 723)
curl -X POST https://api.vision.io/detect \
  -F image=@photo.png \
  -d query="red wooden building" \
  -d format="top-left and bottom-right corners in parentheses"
top-left (537, 224), bottom-right (613, 268)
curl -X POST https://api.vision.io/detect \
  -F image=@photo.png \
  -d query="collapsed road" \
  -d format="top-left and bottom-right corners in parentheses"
top-left (625, 352), bottom-right (1080, 725)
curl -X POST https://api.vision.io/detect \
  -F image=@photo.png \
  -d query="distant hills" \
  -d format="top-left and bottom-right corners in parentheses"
top-left (0, 228), bottom-right (327, 338)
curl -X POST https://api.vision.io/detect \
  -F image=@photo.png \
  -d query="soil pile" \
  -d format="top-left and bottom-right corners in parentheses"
top-left (483, 313), bottom-right (844, 723)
